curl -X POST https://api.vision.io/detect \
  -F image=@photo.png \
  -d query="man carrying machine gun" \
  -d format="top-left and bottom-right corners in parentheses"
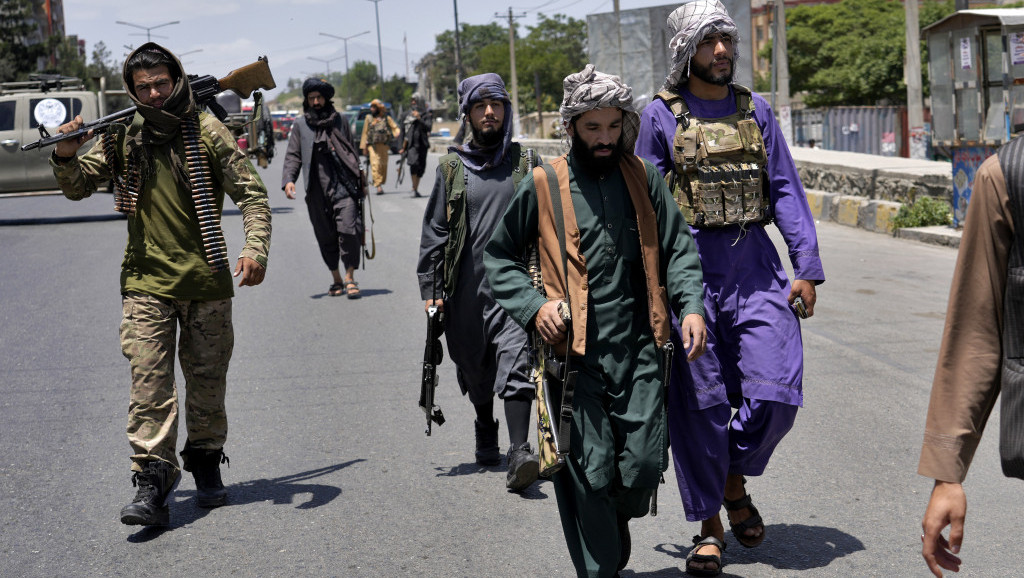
top-left (49, 43), bottom-right (272, 527)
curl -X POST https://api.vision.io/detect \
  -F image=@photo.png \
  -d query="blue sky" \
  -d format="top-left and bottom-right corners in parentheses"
top-left (63, 0), bottom-right (676, 99)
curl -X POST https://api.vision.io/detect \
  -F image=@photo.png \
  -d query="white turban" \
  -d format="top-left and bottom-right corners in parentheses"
top-left (559, 64), bottom-right (641, 152)
top-left (664, 0), bottom-right (739, 90)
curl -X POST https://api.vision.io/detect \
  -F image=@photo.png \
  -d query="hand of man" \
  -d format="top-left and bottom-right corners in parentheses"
top-left (54, 115), bottom-right (93, 159)
top-left (425, 298), bottom-right (444, 313)
top-left (284, 182), bottom-right (296, 200)
top-left (679, 313), bottom-right (707, 362)
top-left (921, 480), bottom-right (965, 577)
top-left (789, 279), bottom-right (817, 317)
top-left (535, 300), bottom-right (568, 345)
top-left (233, 257), bottom-right (266, 287)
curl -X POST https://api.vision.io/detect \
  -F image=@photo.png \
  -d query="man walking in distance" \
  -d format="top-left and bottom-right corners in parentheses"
top-left (919, 136), bottom-right (1024, 577)
top-left (283, 78), bottom-right (365, 299)
top-left (400, 92), bottom-right (433, 198)
top-left (634, 3), bottom-right (825, 574)
top-left (50, 43), bottom-right (271, 527)
top-left (417, 73), bottom-right (540, 492)
top-left (360, 98), bottom-right (399, 195)
top-left (485, 65), bottom-right (707, 577)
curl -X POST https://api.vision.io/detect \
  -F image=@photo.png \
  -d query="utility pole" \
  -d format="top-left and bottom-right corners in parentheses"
top-left (453, 0), bottom-right (464, 85)
top-left (319, 31), bottom-right (369, 74)
top-left (404, 33), bottom-right (409, 80)
top-left (368, 0), bottom-right (385, 92)
top-left (774, 0), bottom-right (793, 146)
top-left (496, 7), bottom-right (526, 138)
top-left (614, 0), bottom-right (624, 77)
top-left (905, 0), bottom-right (927, 159)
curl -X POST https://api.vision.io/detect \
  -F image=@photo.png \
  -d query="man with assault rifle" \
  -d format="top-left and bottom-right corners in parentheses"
top-left (416, 73), bottom-right (540, 494)
top-left (49, 43), bottom-right (272, 527)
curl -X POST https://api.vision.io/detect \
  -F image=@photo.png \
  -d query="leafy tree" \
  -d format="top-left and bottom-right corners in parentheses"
top-left (424, 22), bottom-right (507, 118)
top-left (771, 0), bottom-right (955, 107)
top-left (0, 0), bottom-right (47, 82)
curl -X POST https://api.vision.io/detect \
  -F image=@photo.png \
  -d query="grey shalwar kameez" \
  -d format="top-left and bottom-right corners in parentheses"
top-left (417, 153), bottom-right (533, 403)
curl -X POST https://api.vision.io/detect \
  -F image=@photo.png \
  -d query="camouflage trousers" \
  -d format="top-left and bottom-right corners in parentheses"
top-left (120, 292), bottom-right (233, 473)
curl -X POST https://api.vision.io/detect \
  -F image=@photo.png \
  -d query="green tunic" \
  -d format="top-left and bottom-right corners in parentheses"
top-left (51, 112), bottom-right (271, 301)
top-left (486, 153), bottom-right (703, 577)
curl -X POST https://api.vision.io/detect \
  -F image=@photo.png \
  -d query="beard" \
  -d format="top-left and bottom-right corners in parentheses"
top-left (690, 56), bottom-right (734, 86)
top-left (470, 123), bottom-right (504, 148)
top-left (571, 133), bottom-right (624, 176)
top-left (306, 101), bottom-right (335, 119)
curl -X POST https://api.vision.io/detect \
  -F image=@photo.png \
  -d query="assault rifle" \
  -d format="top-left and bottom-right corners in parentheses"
top-left (22, 57), bottom-right (276, 151)
top-left (419, 254), bottom-right (446, 436)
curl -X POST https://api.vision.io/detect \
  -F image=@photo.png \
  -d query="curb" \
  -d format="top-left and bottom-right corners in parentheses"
top-left (805, 189), bottom-right (961, 248)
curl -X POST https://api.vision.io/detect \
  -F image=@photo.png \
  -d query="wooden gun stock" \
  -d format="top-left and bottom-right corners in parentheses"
top-left (218, 57), bottom-right (276, 99)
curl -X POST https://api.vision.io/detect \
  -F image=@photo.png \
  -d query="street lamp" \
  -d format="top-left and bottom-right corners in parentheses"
top-left (308, 56), bottom-right (343, 75)
top-left (115, 20), bottom-right (180, 43)
top-left (319, 31), bottom-right (370, 74)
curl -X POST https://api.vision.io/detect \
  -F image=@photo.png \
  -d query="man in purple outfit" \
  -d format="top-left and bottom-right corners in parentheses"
top-left (634, 2), bottom-right (825, 575)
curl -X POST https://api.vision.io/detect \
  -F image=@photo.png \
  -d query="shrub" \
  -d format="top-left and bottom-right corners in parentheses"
top-left (892, 196), bottom-right (952, 229)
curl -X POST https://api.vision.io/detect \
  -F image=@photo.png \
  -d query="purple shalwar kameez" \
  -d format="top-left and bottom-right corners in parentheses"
top-left (636, 85), bottom-right (825, 521)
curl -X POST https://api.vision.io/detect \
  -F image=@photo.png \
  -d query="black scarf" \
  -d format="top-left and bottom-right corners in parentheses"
top-left (306, 105), bottom-right (361, 198)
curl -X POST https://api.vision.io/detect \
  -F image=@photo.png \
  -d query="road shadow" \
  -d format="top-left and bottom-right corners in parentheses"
top-left (652, 523), bottom-right (864, 573)
top-left (127, 460), bottom-right (362, 542)
top-left (434, 461), bottom-right (552, 499)
top-left (223, 206), bottom-right (294, 216)
top-left (310, 287), bottom-right (393, 300)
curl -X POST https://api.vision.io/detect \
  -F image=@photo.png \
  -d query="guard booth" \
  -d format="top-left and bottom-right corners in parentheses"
top-left (924, 9), bottom-right (1024, 226)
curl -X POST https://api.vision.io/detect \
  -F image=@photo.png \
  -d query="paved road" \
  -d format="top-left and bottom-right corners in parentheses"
top-left (0, 147), bottom-right (1015, 577)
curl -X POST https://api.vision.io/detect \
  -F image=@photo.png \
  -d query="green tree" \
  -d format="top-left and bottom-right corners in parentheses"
top-left (424, 22), bottom-right (507, 118)
top-left (0, 0), bottom-right (47, 82)
top-left (773, 0), bottom-right (955, 107)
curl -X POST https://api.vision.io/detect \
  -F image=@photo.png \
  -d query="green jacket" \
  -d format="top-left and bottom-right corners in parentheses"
top-left (52, 111), bottom-right (271, 300)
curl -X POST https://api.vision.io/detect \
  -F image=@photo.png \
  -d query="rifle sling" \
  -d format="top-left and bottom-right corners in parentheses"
top-left (540, 163), bottom-right (575, 457)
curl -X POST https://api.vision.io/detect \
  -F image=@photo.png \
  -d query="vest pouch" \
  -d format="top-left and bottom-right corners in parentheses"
top-left (698, 122), bottom-right (744, 155)
top-left (674, 127), bottom-right (699, 167)
top-left (737, 119), bottom-right (765, 155)
top-left (694, 181), bottom-right (725, 226)
top-left (722, 179), bottom-right (745, 223)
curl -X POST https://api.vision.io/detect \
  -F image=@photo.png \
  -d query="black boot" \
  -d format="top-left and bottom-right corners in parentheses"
top-left (180, 442), bottom-right (229, 508)
top-left (120, 460), bottom-right (180, 526)
top-left (474, 418), bottom-right (501, 466)
top-left (505, 442), bottom-right (539, 492)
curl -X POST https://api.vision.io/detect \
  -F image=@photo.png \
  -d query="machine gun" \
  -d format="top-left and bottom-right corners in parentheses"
top-left (419, 255), bottom-right (446, 436)
top-left (22, 57), bottom-right (277, 151)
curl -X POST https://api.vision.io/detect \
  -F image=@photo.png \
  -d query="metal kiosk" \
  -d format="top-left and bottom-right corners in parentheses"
top-left (924, 8), bottom-right (1024, 226)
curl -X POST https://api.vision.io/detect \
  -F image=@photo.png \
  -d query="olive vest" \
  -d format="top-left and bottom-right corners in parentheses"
top-left (655, 85), bottom-right (771, 227)
top-left (439, 143), bottom-right (534, 297)
top-left (533, 154), bottom-right (671, 356)
top-left (996, 137), bottom-right (1024, 480)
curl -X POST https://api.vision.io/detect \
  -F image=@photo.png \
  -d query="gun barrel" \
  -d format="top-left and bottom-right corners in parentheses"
top-left (21, 106), bottom-right (138, 151)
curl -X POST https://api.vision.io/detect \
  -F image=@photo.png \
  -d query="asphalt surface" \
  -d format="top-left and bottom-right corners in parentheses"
top-left (0, 146), bottom-right (1017, 577)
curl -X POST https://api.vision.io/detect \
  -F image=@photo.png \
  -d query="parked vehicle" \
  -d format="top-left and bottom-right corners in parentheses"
top-left (271, 110), bottom-right (294, 141)
top-left (215, 92), bottom-right (275, 168)
top-left (0, 75), bottom-right (100, 194)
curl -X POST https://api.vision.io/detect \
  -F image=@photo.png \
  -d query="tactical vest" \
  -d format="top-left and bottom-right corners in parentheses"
top-left (655, 85), bottom-right (771, 228)
top-left (439, 142), bottom-right (534, 297)
top-left (367, 116), bottom-right (392, 144)
top-left (996, 137), bottom-right (1024, 480)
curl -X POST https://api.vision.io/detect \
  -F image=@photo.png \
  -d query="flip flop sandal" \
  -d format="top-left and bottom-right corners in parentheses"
top-left (345, 281), bottom-right (361, 299)
top-left (328, 282), bottom-right (344, 297)
top-left (723, 478), bottom-right (766, 548)
top-left (685, 535), bottom-right (725, 577)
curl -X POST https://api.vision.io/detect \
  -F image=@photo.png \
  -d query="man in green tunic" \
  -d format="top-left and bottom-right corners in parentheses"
top-left (50, 44), bottom-right (272, 527)
top-left (484, 65), bottom-right (706, 577)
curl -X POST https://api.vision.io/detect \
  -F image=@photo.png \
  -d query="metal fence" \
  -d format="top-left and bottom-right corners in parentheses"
top-left (791, 106), bottom-right (907, 157)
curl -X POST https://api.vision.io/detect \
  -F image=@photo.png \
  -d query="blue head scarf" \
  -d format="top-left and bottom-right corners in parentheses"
top-left (448, 73), bottom-right (514, 171)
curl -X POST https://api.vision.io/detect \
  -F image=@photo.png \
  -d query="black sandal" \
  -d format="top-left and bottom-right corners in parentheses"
top-left (685, 535), bottom-right (725, 577)
top-left (344, 281), bottom-right (361, 299)
top-left (723, 477), bottom-right (766, 548)
top-left (328, 282), bottom-right (344, 297)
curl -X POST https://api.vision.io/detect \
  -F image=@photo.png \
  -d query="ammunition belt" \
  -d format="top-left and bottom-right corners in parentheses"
top-left (181, 115), bottom-right (230, 272)
top-left (104, 132), bottom-right (140, 215)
